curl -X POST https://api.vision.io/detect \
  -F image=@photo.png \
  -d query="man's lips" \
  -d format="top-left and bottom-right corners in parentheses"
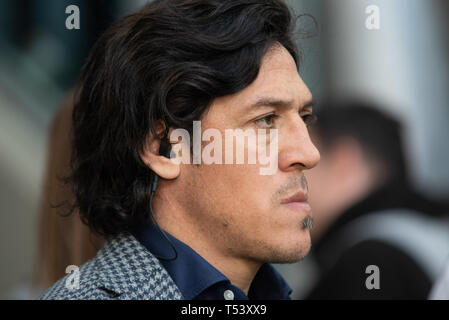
top-left (280, 191), bottom-right (311, 212)
top-left (281, 191), bottom-right (308, 204)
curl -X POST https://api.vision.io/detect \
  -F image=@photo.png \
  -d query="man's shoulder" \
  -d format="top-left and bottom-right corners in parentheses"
top-left (39, 258), bottom-right (111, 300)
top-left (39, 232), bottom-right (183, 300)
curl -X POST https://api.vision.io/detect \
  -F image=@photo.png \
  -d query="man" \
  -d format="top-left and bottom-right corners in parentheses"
top-left (40, 0), bottom-right (320, 300)
top-left (304, 101), bottom-right (449, 299)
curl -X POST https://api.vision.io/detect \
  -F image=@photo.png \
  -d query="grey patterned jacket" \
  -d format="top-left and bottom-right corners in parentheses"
top-left (39, 232), bottom-right (183, 300)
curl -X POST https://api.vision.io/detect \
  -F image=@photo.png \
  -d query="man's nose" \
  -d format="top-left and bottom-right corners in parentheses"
top-left (278, 119), bottom-right (320, 172)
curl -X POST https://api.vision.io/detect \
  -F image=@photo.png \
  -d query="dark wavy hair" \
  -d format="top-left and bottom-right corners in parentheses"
top-left (68, 0), bottom-right (305, 237)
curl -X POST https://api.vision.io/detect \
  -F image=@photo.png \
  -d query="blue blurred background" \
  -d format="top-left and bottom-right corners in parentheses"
top-left (1, 0), bottom-right (448, 299)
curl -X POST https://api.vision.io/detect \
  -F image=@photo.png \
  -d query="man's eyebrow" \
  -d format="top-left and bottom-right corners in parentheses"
top-left (246, 96), bottom-right (315, 111)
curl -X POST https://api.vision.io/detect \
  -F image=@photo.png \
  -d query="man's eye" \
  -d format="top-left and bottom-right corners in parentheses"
top-left (255, 114), bottom-right (278, 128)
top-left (301, 113), bottom-right (317, 127)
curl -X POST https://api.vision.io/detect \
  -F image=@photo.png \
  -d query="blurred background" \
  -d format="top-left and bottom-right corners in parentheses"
top-left (0, 0), bottom-right (448, 299)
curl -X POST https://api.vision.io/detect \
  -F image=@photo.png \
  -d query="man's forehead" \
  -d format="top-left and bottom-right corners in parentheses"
top-left (240, 48), bottom-right (310, 103)
top-left (204, 45), bottom-right (312, 122)
top-left (259, 44), bottom-right (298, 73)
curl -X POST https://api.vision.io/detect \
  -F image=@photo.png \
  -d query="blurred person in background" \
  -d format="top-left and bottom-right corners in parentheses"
top-left (32, 92), bottom-right (104, 298)
top-left (0, 0), bottom-right (122, 298)
top-left (304, 100), bottom-right (449, 299)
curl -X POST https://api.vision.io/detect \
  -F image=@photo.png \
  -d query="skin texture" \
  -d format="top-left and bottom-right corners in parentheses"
top-left (140, 43), bottom-right (320, 294)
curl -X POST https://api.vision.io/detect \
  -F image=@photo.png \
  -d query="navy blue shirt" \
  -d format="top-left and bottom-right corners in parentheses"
top-left (132, 220), bottom-right (292, 300)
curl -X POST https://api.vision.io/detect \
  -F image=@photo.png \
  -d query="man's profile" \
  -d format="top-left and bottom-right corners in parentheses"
top-left (40, 0), bottom-right (320, 300)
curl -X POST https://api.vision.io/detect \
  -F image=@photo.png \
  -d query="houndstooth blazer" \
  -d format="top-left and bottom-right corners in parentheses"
top-left (39, 232), bottom-right (183, 300)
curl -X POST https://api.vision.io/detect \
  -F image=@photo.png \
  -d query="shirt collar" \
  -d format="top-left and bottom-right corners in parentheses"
top-left (250, 263), bottom-right (293, 299)
top-left (133, 219), bottom-right (292, 300)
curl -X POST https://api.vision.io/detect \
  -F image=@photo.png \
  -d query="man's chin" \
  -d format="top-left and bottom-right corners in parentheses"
top-left (265, 237), bottom-right (312, 264)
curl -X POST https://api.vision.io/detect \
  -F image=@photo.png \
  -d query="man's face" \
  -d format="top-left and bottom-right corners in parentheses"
top-left (177, 44), bottom-right (320, 265)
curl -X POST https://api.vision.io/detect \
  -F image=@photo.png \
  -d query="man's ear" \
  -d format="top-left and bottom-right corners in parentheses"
top-left (139, 125), bottom-right (180, 180)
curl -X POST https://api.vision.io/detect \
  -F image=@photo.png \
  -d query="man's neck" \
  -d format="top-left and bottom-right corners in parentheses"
top-left (152, 193), bottom-right (261, 295)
